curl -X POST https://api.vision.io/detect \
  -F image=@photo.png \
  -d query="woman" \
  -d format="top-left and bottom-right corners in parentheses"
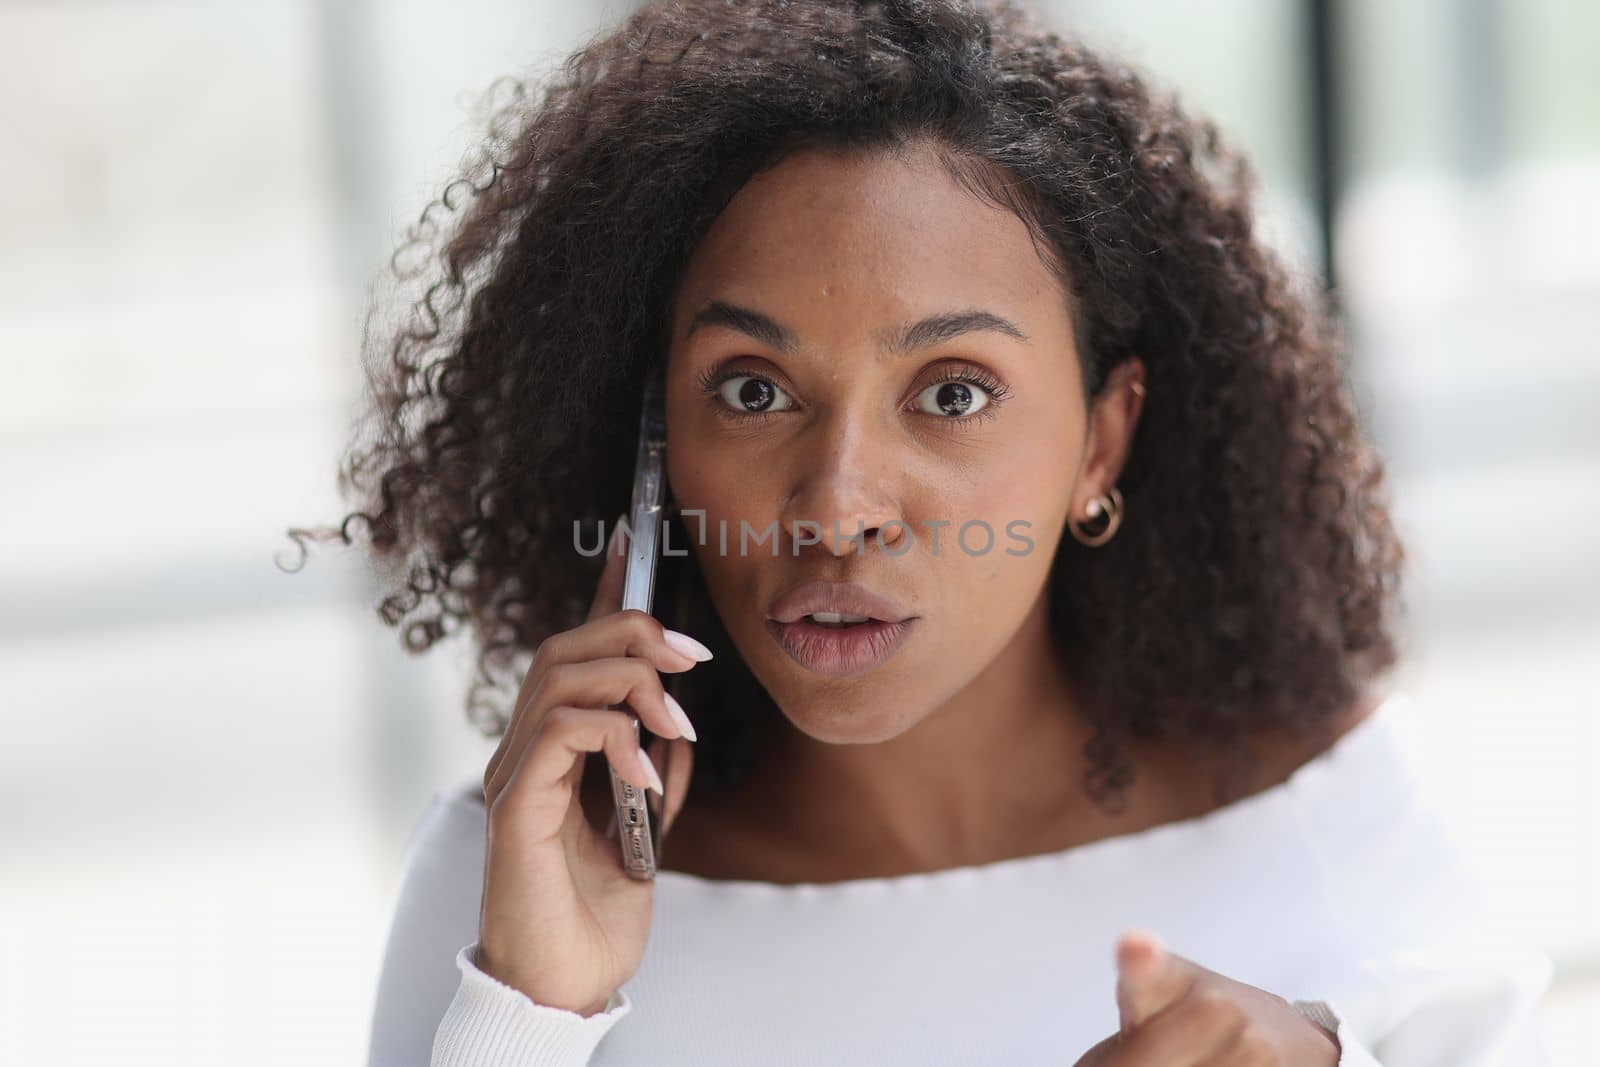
top-left (296, 0), bottom-right (1555, 1063)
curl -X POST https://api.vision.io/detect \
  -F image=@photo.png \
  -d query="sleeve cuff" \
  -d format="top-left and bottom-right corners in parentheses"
top-left (430, 943), bottom-right (632, 1066)
top-left (1315, 998), bottom-right (1382, 1067)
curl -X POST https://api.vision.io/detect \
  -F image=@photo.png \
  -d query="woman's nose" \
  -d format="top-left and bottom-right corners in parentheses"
top-left (780, 499), bottom-right (905, 556)
top-left (777, 425), bottom-right (907, 556)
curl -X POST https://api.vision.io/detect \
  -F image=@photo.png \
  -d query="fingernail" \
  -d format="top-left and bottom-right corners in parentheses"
top-left (662, 628), bottom-right (714, 662)
top-left (608, 516), bottom-right (625, 555)
top-left (1118, 929), bottom-right (1162, 969)
top-left (663, 691), bottom-right (697, 742)
top-left (637, 748), bottom-right (665, 795)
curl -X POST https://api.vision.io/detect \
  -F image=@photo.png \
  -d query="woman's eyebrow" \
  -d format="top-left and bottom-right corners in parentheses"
top-left (684, 300), bottom-right (1029, 357)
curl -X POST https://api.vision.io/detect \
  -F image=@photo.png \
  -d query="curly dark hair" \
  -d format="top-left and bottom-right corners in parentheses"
top-left (283, 0), bottom-right (1407, 816)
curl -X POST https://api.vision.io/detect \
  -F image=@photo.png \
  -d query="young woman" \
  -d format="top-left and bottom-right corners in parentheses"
top-left (298, 1), bottom-right (1554, 1063)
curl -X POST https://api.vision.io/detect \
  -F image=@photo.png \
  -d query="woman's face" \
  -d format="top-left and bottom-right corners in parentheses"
top-left (664, 143), bottom-right (1098, 744)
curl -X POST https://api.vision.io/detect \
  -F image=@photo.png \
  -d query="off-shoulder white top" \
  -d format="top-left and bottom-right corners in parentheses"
top-left (366, 690), bottom-right (1555, 1066)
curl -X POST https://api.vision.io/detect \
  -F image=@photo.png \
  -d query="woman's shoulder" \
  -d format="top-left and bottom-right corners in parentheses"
top-left (434, 775), bottom-right (490, 820)
top-left (397, 776), bottom-right (491, 910)
top-left (1138, 688), bottom-right (1443, 911)
top-left (1280, 689), bottom-right (1429, 836)
top-left (1272, 692), bottom-right (1557, 1056)
top-left (383, 774), bottom-right (488, 925)
top-left (403, 777), bottom-right (490, 876)
top-left (366, 778), bottom-right (488, 1066)
top-left (1276, 690), bottom-right (1511, 948)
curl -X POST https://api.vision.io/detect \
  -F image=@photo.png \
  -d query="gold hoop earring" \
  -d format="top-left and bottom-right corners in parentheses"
top-left (1068, 486), bottom-right (1123, 547)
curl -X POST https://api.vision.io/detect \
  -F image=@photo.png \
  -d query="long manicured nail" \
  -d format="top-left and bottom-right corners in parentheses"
top-left (662, 628), bottom-right (713, 662)
top-left (663, 692), bottom-right (697, 742)
top-left (637, 748), bottom-right (665, 795)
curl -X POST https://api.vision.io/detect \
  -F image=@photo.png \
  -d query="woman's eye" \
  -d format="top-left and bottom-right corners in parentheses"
top-left (715, 374), bottom-right (795, 415)
top-left (911, 379), bottom-right (992, 418)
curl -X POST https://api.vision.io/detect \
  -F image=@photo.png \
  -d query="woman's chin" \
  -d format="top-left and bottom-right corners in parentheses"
top-left (772, 692), bottom-right (927, 745)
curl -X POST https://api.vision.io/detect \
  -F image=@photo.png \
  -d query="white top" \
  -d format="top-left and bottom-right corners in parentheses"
top-left (365, 691), bottom-right (1556, 1066)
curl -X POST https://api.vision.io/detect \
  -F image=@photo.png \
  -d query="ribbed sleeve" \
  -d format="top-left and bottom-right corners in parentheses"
top-left (1320, 976), bottom-right (1556, 1067)
top-left (1327, 1000), bottom-right (1386, 1067)
top-left (430, 943), bottom-right (633, 1066)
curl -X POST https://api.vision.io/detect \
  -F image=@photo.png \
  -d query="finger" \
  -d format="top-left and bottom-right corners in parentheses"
top-left (1099, 984), bottom-right (1241, 1066)
top-left (1071, 1032), bottom-right (1120, 1067)
top-left (1116, 929), bottom-right (1197, 1033)
top-left (546, 655), bottom-right (690, 741)
top-left (586, 514), bottom-right (629, 622)
top-left (476, 607), bottom-right (697, 793)
top-left (486, 656), bottom-right (689, 804)
top-left (495, 706), bottom-right (662, 835)
top-left (483, 608), bottom-right (702, 795)
top-left (547, 609), bottom-right (706, 678)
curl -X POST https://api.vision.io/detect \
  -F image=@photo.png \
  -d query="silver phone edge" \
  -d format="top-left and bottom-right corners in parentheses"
top-left (610, 376), bottom-right (668, 880)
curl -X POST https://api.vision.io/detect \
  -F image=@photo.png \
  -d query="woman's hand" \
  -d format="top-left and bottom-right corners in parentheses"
top-left (1072, 930), bottom-right (1341, 1066)
top-left (474, 519), bottom-right (708, 1017)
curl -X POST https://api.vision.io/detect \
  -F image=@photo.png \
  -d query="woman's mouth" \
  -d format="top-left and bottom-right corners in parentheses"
top-left (764, 615), bottom-right (917, 676)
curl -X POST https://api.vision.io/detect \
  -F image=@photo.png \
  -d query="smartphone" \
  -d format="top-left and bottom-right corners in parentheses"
top-left (608, 365), bottom-right (670, 880)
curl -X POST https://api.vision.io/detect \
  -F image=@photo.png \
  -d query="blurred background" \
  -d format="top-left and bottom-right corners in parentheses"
top-left (1, 0), bottom-right (1594, 1062)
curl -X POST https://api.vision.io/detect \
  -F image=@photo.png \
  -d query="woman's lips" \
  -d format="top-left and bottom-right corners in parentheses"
top-left (764, 617), bottom-right (918, 676)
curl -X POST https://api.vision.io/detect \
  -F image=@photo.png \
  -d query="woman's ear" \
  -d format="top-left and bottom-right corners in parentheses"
top-left (1079, 357), bottom-right (1147, 493)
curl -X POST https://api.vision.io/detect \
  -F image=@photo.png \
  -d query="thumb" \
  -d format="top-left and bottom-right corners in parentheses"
top-left (1114, 929), bottom-right (1192, 1034)
top-left (586, 513), bottom-right (630, 622)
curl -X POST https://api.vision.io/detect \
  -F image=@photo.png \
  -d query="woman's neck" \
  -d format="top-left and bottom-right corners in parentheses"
top-left (655, 680), bottom-right (1385, 887)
